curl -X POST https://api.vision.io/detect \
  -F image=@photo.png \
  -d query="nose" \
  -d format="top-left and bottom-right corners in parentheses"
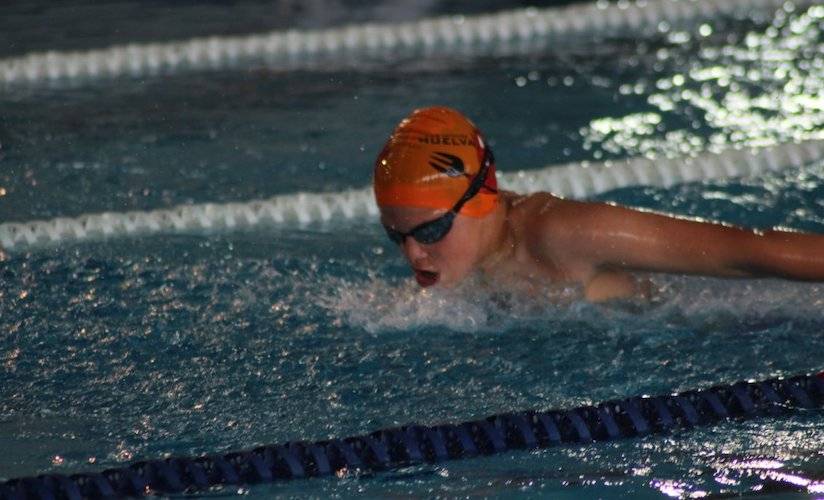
top-left (401, 237), bottom-right (428, 264)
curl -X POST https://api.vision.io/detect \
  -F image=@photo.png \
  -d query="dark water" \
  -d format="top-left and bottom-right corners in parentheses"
top-left (1, 1), bottom-right (824, 497)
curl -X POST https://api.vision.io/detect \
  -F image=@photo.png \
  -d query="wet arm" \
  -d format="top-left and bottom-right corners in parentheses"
top-left (548, 201), bottom-right (824, 281)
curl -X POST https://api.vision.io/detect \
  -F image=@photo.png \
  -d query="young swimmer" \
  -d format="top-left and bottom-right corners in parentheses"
top-left (373, 106), bottom-right (824, 302)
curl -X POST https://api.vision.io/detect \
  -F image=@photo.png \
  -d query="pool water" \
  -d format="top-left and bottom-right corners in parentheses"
top-left (1, 1), bottom-right (824, 497)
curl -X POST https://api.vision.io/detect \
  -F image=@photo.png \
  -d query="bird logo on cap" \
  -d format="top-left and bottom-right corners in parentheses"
top-left (428, 151), bottom-right (468, 178)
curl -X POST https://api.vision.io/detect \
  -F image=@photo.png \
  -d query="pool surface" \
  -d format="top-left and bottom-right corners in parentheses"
top-left (1, 1), bottom-right (824, 497)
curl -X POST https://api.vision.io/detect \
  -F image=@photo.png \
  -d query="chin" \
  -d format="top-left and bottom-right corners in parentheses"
top-left (433, 274), bottom-right (461, 289)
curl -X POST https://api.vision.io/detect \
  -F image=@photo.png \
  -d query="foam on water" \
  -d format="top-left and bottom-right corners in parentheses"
top-left (322, 273), bottom-right (584, 334)
top-left (321, 269), bottom-right (824, 335)
top-left (649, 275), bottom-right (824, 324)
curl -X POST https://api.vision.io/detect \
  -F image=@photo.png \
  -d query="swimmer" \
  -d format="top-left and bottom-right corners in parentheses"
top-left (374, 106), bottom-right (824, 302)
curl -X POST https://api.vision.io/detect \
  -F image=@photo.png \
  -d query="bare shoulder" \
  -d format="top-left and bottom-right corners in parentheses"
top-left (506, 191), bottom-right (566, 222)
top-left (509, 193), bottom-right (597, 237)
top-left (521, 196), bottom-right (678, 236)
top-left (505, 193), bottom-right (596, 257)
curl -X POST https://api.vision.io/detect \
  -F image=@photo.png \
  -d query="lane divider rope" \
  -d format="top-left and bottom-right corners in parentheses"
top-left (0, 0), bottom-right (812, 86)
top-left (1, 140), bottom-right (822, 252)
top-left (2, 371), bottom-right (822, 499)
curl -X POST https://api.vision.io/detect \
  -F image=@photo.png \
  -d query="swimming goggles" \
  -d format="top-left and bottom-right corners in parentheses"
top-left (383, 147), bottom-right (496, 245)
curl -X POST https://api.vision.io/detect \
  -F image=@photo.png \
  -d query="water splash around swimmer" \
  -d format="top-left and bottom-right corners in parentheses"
top-left (321, 271), bottom-right (824, 335)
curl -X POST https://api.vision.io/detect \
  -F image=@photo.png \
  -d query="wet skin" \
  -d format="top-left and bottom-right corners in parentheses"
top-left (381, 191), bottom-right (824, 302)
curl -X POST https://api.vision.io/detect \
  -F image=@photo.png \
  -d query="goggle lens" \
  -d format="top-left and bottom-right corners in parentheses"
top-left (383, 212), bottom-right (455, 245)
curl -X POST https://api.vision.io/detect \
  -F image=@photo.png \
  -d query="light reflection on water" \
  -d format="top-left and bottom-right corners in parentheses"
top-left (580, 3), bottom-right (824, 158)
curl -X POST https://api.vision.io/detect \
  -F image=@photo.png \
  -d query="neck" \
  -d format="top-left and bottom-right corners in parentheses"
top-left (477, 193), bottom-right (516, 273)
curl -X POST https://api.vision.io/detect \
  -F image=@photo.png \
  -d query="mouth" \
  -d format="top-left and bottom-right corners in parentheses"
top-left (414, 269), bottom-right (439, 288)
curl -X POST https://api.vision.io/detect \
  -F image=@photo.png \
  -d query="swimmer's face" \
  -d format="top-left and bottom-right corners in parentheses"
top-left (380, 206), bottom-right (484, 288)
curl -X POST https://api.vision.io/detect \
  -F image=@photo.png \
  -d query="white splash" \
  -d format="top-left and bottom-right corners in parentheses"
top-left (320, 271), bottom-right (824, 334)
top-left (322, 275), bottom-right (496, 334)
top-left (649, 275), bottom-right (824, 323)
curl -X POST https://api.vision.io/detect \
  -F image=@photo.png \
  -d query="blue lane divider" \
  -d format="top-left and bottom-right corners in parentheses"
top-left (2, 371), bottom-right (822, 499)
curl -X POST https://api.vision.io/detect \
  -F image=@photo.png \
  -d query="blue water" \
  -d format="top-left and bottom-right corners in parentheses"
top-left (2, 2), bottom-right (824, 498)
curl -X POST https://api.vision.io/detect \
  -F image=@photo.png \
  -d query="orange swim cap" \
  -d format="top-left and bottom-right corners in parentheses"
top-left (373, 106), bottom-right (498, 218)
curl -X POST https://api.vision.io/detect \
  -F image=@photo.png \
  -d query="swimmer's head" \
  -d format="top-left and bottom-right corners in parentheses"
top-left (373, 106), bottom-right (498, 218)
top-left (374, 107), bottom-right (501, 288)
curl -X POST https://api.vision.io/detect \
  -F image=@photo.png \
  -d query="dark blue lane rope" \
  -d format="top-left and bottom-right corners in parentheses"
top-left (2, 371), bottom-right (822, 499)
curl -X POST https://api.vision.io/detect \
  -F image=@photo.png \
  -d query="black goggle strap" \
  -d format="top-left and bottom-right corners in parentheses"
top-left (452, 146), bottom-right (494, 214)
